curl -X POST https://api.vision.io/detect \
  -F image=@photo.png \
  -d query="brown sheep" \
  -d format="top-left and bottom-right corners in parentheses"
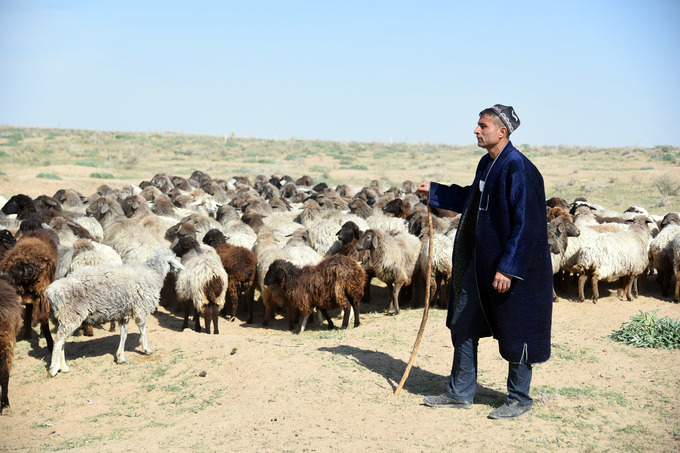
top-left (0, 275), bottom-right (23, 414)
top-left (202, 229), bottom-right (257, 323)
top-left (263, 255), bottom-right (366, 333)
top-left (334, 221), bottom-right (373, 304)
top-left (0, 221), bottom-right (58, 352)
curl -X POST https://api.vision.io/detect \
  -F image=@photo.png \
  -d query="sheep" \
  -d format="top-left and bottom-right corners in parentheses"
top-left (0, 221), bottom-right (58, 352)
top-left (575, 216), bottom-right (653, 303)
top-left (253, 229), bottom-right (293, 326)
top-left (87, 196), bottom-right (166, 263)
top-left (547, 216), bottom-right (580, 301)
top-left (416, 228), bottom-right (453, 309)
top-left (355, 228), bottom-right (421, 315)
top-left (673, 231), bottom-right (680, 303)
top-left (202, 229), bottom-right (257, 323)
top-left (46, 248), bottom-right (184, 376)
top-left (283, 228), bottom-right (322, 266)
top-left (0, 230), bottom-right (16, 262)
top-left (120, 194), bottom-right (176, 243)
top-left (649, 213), bottom-right (680, 297)
top-left (332, 221), bottom-right (373, 304)
top-left (0, 275), bottom-right (22, 415)
top-left (263, 255), bottom-right (366, 333)
top-left (172, 236), bottom-right (228, 334)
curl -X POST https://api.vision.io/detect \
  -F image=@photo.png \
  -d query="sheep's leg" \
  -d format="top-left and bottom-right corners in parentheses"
top-left (385, 283), bottom-right (395, 314)
top-left (294, 313), bottom-right (312, 334)
top-left (674, 272), bottom-right (680, 303)
top-left (341, 305), bottom-right (351, 329)
top-left (246, 287), bottom-right (255, 324)
top-left (388, 282), bottom-right (403, 315)
top-left (320, 308), bottom-right (335, 330)
top-left (194, 310), bottom-right (202, 333)
top-left (203, 307), bottom-right (212, 335)
top-left (230, 288), bottom-right (239, 321)
top-left (116, 322), bottom-right (129, 364)
top-left (591, 276), bottom-right (599, 304)
top-left (1, 366), bottom-right (9, 413)
top-left (212, 304), bottom-right (219, 334)
top-left (22, 303), bottom-right (33, 340)
top-left (48, 323), bottom-right (73, 376)
top-left (137, 319), bottom-right (153, 355)
top-left (577, 274), bottom-right (588, 302)
top-left (41, 319), bottom-right (53, 353)
top-left (362, 276), bottom-right (372, 304)
top-left (182, 303), bottom-right (190, 331)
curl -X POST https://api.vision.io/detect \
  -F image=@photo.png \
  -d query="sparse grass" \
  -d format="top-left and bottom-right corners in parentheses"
top-left (36, 172), bottom-right (61, 180)
top-left (75, 160), bottom-right (98, 167)
top-left (90, 172), bottom-right (115, 179)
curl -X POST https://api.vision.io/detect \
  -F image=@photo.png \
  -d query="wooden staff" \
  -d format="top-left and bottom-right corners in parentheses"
top-left (394, 205), bottom-right (434, 396)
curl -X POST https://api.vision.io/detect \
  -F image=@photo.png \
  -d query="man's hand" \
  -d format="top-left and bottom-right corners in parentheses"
top-left (416, 180), bottom-right (431, 195)
top-left (493, 272), bottom-right (512, 293)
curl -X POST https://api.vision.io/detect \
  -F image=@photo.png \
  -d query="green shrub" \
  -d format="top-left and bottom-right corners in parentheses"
top-left (36, 172), bottom-right (61, 180)
top-left (610, 310), bottom-right (680, 349)
top-left (0, 171), bottom-right (5, 176)
top-left (75, 160), bottom-right (98, 167)
top-left (0, 150), bottom-right (8, 157)
top-left (90, 172), bottom-right (114, 179)
top-left (309, 165), bottom-right (328, 173)
top-left (348, 164), bottom-right (368, 170)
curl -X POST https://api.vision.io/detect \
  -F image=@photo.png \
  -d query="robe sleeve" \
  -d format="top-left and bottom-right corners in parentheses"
top-left (496, 161), bottom-right (544, 280)
top-left (428, 182), bottom-right (471, 213)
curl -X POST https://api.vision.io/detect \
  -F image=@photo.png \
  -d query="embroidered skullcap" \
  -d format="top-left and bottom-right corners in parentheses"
top-left (489, 104), bottom-right (520, 134)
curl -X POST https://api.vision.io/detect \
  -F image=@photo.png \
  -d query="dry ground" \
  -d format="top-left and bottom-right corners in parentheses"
top-left (1, 280), bottom-right (679, 452)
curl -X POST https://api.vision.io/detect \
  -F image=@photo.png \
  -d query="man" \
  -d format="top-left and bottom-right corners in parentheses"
top-left (416, 105), bottom-right (552, 420)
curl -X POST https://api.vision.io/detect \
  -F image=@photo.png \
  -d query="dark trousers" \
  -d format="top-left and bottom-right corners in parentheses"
top-left (445, 260), bottom-right (533, 405)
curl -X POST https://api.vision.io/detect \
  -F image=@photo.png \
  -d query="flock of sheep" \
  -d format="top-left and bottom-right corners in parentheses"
top-left (0, 170), bottom-right (679, 415)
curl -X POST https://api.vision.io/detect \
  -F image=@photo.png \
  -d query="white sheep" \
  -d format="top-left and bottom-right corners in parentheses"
top-left (46, 248), bottom-right (184, 376)
top-left (172, 236), bottom-right (228, 334)
top-left (649, 213), bottom-right (680, 298)
top-left (574, 216), bottom-right (653, 303)
top-left (355, 228), bottom-right (420, 315)
top-left (86, 196), bottom-right (167, 263)
top-left (416, 228), bottom-right (453, 308)
top-left (672, 231), bottom-right (680, 303)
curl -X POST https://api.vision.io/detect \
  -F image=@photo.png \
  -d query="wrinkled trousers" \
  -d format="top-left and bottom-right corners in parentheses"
top-left (446, 259), bottom-right (533, 405)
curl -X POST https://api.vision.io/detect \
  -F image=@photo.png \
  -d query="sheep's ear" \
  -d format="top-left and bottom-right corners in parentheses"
top-left (275, 267), bottom-right (286, 281)
top-left (132, 200), bottom-right (140, 209)
top-left (353, 227), bottom-right (361, 239)
top-left (45, 198), bottom-right (58, 207)
top-left (371, 235), bottom-right (379, 249)
top-left (101, 203), bottom-right (109, 214)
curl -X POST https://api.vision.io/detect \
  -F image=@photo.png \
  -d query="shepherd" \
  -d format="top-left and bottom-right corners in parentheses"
top-left (416, 105), bottom-right (552, 420)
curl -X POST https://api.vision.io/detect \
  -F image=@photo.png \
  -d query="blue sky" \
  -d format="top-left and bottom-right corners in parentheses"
top-left (1, 1), bottom-right (678, 147)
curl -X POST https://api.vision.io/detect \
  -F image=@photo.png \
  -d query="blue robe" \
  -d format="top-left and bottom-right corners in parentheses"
top-left (429, 141), bottom-right (552, 364)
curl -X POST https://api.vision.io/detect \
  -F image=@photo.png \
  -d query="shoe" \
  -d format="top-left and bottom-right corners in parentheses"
top-left (423, 393), bottom-right (472, 409)
top-left (487, 400), bottom-right (532, 419)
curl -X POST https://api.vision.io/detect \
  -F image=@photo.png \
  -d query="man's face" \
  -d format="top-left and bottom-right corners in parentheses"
top-left (474, 114), bottom-right (504, 150)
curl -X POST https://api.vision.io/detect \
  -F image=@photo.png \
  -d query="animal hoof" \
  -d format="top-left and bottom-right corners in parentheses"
top-left (48, 368), bottom-right (58, 377)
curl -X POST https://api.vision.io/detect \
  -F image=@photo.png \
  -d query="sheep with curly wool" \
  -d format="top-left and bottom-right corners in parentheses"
top-left (416, 227), bottom-right (453, 309)
top-left (0, 221), bottom-right (58, 352)
top-left (263, 255), bottom-right (366, 333)
top-left (172, 236), bottom-right (227, 334)
top-left (355, 228), bottom-right (420, 315)
top-left (0, 275), bottom-right (22, 415)
top-left (672, 231), bottom-right (680, 303)
top-left (87, 196), bottom-right (167, 263)
top-left (649, 212), bottom-right (680, 298)
top-left (202, 229), bottom-right (257, 323)
top-left (548, 215), bottom-right (580, 301)
top-left (575, 216), bottom-right (653, 303)
top-left (46, 248), bottom-right (184, 376)
top-left (254, 229), bottom-right (293, 326)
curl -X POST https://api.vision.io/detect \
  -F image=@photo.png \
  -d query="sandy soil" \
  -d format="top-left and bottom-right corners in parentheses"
top-left (1, 170), bottom-right (679, 452)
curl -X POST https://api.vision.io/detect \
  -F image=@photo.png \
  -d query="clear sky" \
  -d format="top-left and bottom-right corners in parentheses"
top-left (1, 1), bottom-right (679, 147)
